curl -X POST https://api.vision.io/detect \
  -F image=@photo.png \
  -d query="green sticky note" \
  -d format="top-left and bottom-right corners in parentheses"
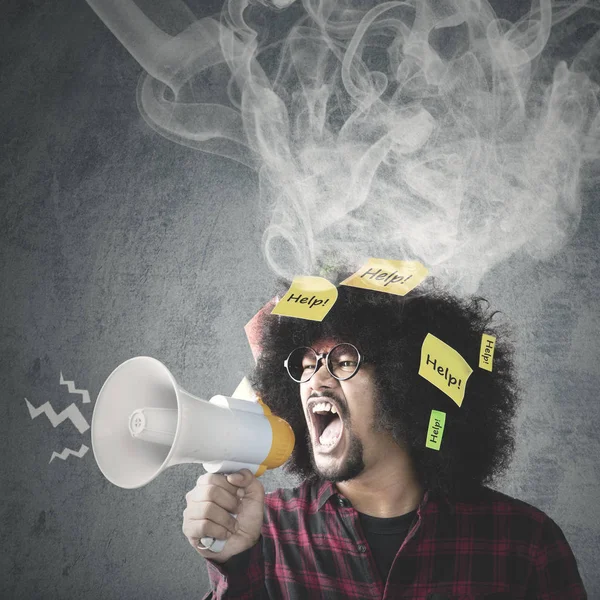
top-left (425, 410), bottom-right (446, 451)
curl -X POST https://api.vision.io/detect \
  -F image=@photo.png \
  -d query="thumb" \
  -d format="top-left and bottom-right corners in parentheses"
top-left (226, 469), bottom-right (261, 494)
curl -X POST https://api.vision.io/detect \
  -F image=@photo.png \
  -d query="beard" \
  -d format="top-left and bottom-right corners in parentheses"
top-left (306, 424), bottom-right (365, 482)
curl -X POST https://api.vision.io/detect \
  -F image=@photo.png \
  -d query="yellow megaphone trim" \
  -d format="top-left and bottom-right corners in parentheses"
top-left (255, 399), bottom-right (295, 477)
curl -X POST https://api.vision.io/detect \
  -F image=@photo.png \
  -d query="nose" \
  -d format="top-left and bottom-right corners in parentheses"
top-left (309, 355), bottom-right (336, 389)
top-left (313, 355), bottom-right (326, 375)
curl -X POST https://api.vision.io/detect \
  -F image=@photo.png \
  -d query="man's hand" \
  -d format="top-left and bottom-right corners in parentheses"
top-left (183, 469), bottom-right (265, 564)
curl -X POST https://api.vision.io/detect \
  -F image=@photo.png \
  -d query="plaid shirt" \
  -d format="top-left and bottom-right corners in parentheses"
top-left (204, 480), bottom-right (586, 599)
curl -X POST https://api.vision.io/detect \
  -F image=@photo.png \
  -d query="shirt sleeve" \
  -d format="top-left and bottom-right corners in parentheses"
top-left (203, 539), bottom-right (268, 599)
top-left (527, 515), bottom-right (587, 600)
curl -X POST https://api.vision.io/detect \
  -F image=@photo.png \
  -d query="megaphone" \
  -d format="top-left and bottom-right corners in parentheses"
top-left (91, 356), bottom-right (295, 552)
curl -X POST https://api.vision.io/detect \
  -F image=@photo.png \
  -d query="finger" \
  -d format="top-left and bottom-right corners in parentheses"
top-left (228, 470), bottom-right (264, 501)
top-left (195, 473), bottom-right (240, 496)
top-left (225, 469), bottom-right (256, 489)
top-left (183, 519), bottom-right (233, 547)
top-left (184, 502), bottom-right (239, 535)
top-left (186, 485), bottom-right (241, 514)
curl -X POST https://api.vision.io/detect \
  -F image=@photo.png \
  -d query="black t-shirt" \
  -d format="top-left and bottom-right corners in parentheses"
top-left (357, 510), bottom-right (417, 581)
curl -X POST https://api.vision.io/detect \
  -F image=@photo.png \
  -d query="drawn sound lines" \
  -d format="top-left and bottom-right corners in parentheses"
top-left (26, 370), bottom-right (92, 465)
top-left (49, 444), bottom-right (89, 463)
top-left (59, 372), bottom-right (90, 403)
top-left (25, 398), bottom-right (90, 434)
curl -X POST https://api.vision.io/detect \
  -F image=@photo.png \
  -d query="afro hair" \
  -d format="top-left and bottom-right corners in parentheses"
top-left (249, 276), bottom-right (519, 498)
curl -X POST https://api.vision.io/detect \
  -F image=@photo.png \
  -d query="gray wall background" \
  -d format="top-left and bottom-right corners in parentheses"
top-left (1, 0), bottom-right (598, 598)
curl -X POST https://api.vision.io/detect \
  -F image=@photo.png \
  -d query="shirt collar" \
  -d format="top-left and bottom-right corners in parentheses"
top-left (316, 480), bottom-right (338, 510)
top-left (314, 479), bottom-right (446, 514)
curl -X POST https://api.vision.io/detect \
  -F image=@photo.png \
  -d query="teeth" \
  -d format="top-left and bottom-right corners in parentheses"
top-left (311, 401), bottom-right (333, 413)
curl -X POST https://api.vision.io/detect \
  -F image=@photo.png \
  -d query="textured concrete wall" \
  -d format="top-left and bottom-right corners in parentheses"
top-left (1, 0), bottom-right (598, 598)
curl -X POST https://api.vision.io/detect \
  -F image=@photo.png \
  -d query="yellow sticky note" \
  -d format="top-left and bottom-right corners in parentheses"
top-left (479, 334), bottom-right (496, 372)
top-left (426, 410), bottom-right (446, 451)
top-left (271, 276), bottom-right (338, 322)
top-left (418, 333), bottom-right (473, 407)
top-left (340, 258), bottom-right (428, 296)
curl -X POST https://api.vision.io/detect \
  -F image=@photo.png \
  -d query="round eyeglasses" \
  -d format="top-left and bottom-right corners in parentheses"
top-left (283, 343), bottom-right (363, 383)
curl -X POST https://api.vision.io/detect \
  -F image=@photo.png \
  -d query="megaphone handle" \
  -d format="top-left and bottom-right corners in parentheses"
top-left (200, 460), bottom-right (262, 552)
top-left (200, 513), bottom-right (237, 553)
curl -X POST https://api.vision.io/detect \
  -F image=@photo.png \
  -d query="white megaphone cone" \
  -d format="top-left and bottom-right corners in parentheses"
top-left (91, 356), bottom-right (295, 552)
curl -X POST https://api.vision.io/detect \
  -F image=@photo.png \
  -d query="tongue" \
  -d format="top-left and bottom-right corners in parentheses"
top-left (319, 416), bottom-right (342, 445)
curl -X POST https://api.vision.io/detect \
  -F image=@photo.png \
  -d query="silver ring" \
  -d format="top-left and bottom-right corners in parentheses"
top-left (197, 537), bottom-right (216, 551)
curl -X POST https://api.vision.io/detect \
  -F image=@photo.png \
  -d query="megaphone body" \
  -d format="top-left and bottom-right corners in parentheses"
top-left (91, 356), bottom-right (295, 552)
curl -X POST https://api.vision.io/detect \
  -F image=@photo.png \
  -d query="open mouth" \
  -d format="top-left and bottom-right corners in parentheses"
top-left (308, 399), bottom-right (344, 450)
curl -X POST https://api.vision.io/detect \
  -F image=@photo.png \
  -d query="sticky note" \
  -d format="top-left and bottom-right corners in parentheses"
top-left (271, 276), bottom-right (338, 321)
top-left (426, 410), bottom-right (446, 451)
top-left (340, 258), bottom-right (428, 296)
top-left (479, 334), bottom-right (496, 372)
top-left (418, 333), bottom-right (473, 407)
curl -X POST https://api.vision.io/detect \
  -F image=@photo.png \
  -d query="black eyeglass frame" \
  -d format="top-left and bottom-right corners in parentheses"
top-left (283, 343), bottom-right (363, 383)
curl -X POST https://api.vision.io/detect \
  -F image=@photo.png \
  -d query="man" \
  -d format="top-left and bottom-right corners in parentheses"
top-left (183, 279), bottom-right (587, 599)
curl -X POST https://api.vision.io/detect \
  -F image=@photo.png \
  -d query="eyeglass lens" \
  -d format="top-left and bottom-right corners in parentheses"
top-left (286, 343), bottom-right (360, 383)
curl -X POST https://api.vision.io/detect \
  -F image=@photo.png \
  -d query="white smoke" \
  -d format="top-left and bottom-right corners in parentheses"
top-left (86, 0), bottom-right (600, 292)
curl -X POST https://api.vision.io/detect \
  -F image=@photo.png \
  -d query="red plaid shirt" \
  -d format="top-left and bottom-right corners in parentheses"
top-left (204, 481), bottom-right (586, 599)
